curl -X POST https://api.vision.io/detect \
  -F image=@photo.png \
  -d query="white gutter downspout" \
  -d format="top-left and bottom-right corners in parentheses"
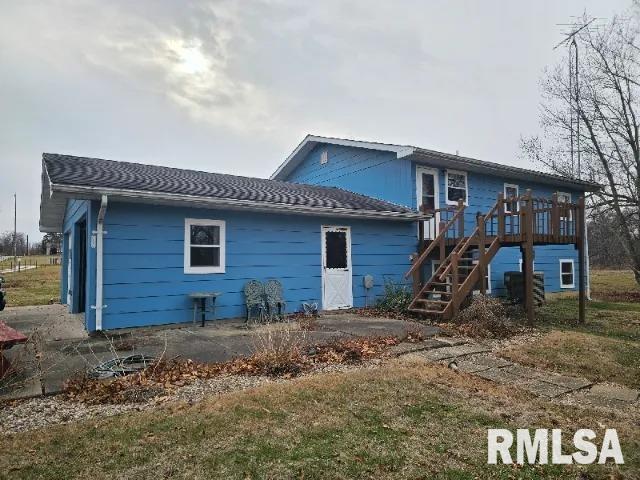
top-left (93, 195), bottom-right (108, 331)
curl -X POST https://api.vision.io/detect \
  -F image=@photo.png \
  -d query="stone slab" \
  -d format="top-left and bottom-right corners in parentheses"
top-left (588, 384), bottom-right (639, 403)
top-left (456, 356), bottom-right (513, 374)
top-left (475, 367), bottom-right (523, 385)
top-left (522, 380), bottom-right (574, 398)
top-left (390, 339), bottom-right (449, 356)
top-left (423, 344), bottom-right (491, 361)
top-left (543, 374), bottom-right (592, 391)
top-left (433, 337), bottom-right (468, 346)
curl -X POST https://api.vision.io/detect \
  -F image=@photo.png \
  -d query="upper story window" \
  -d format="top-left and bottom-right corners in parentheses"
top-left (557, 191), bottom-right (572, 221)
top-left (184, 219), bottom-right (226, 274)
top-left (320, 148), bottom-right (328, 165)
top-left (504, 183), bottom-right (519, 213)
top-left (445, 170), bottom-right (468, 205)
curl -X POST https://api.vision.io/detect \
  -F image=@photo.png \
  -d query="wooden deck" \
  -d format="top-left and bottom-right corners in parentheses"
top-left (406, 191), bottom-right (586, 324)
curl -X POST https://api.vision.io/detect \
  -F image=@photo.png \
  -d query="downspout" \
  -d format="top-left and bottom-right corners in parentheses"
top-left (93, 195), bottom-right (108, 331)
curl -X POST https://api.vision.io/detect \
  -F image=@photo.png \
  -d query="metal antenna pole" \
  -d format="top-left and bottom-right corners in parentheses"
top-left (569, 46), bottom-right (575, 176)
top-left (13, 193), bottom-right (17, 266)
top-left (574, 37), bottom-right (581, 180)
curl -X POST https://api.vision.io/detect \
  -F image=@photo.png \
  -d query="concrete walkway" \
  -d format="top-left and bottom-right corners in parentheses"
top-left (395, 337), bottom-right (639, 407)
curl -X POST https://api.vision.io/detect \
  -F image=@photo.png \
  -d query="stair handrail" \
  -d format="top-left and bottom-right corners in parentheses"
top-left (437, 198), bottom-right (502, 281)
top-left (404, 201), bottom-right (465, 279)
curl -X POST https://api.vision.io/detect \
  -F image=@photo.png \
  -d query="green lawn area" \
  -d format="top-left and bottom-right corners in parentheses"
top-left (1, 265), bottom-right (60, 307)
top-left (0, 255), bottom-right (60, 270)
top-left (1, 363), bottom-right (636, 479)
top-left (499, 269), bottom-right (640, 388)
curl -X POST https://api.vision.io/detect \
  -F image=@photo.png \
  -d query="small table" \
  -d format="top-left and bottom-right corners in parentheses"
top-left (188, 292), bottom-right (222, 327)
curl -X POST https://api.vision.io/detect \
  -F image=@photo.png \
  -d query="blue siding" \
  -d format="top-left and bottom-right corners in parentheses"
top-left (61, 199), bottom-right (97, 331)
top-left (281, 143), bottom-right (585, 295)
top-left (286, 144), bottom-right (414, 208)
top-left (99, 202), bottom-right (415, 331)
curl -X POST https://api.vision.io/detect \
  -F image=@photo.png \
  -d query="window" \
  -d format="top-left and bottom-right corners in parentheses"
top-left (559, 259), bottom-right (575, 288)
top-left (557, 191), bottom-right (572, 221)
top-left (472, 260), bottom-right (492, 294)
top-left (325, 231), bottom-right (347, 269)
top-left (519, 258), bottom-right (536, 272)
top-left (420, 171), bottom-right (436, 211)
top-left (320, 148), bottom-right (328, 165)
top-left (184, 219), bottom-right (225, 274)
top-left (445, 170), bottom-right (468, 205)
top-left (504, 183), bottom-right (519, 213)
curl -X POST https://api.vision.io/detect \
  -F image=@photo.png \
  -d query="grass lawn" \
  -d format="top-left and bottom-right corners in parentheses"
top-left (0, 255), bottom-right (60, 270)
top-left (1, 363), bottom-right (637, 480)
top-left (1, 265), bottom-right (60, 307)
top-left (499, 269), bottom-right (640, 388)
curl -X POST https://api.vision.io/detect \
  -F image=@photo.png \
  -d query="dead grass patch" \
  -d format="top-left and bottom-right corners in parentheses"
top-left (498, 330), bottom-right (640, 388)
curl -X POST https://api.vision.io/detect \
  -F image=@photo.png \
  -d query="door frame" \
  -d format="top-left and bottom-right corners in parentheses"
top-left (320, 225), bottom-right (353, 310)
top-left (416, 166), bottom-right (440, 239)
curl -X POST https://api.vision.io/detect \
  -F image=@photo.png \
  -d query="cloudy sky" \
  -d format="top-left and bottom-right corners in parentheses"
top-left (0, 0), bottom-right (631, 240)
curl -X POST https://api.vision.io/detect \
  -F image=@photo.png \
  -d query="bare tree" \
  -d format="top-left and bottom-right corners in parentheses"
top-left (522, 10), bottom-right (640, 284)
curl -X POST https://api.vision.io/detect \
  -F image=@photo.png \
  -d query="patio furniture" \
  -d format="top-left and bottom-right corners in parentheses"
top-left (264, 279), bottom-right (286, 320)
top-left (244, 280), bottom-right (266, 322)
top-left (188, 292), bottom-right (221, 327)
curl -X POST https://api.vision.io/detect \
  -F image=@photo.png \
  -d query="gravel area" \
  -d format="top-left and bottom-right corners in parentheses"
top-left (0, 359), bottom-right (382, 435)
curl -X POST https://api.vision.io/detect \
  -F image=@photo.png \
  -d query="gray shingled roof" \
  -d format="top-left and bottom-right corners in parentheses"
top-left (42, 153), bottom-right (418, 221)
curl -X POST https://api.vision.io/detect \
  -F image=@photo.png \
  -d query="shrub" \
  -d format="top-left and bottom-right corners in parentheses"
top-left (453, 295), bottom-right (512, 338)
top-left (376, 280), bottom-right (412, 313)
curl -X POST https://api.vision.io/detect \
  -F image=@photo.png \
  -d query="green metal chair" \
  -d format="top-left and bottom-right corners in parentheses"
top-left (244, 280), bottom-right (266, 323)
top-left (264, 279), bottom-right (286, 321)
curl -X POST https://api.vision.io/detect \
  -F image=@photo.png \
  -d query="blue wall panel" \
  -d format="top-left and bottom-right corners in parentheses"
top-left (281, 142), bottom-right (585, 295)
top-left (98, 202), bottom-right (415, 331)
top-left (61, 199), bottom-right (97, 330)
top-left (286, 144), bottom-right (414, 208)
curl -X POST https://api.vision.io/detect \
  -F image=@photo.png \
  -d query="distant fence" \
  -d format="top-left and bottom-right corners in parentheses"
top-left (1, 256), bottom-right (61, 273)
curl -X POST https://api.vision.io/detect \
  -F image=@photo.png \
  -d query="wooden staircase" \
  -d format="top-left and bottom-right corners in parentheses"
top-left (405, 190), bottom-right (586, 322)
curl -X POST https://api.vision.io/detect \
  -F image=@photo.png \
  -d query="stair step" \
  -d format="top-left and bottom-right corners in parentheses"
top-left (409, 308), bottom-right (446, 314)
top-left (415, 298), bottom-right (449, 305)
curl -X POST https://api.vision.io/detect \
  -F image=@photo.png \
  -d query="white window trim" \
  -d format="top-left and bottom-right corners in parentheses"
top-left (320, 148), bottom-right (328, 165)
top-left (503, 183), bottom-right (519, 213)
top-left (472, 260), bottom-right (492, 294)
top-left (184, 218), bottom-right (226, 274)
top-left (445, 169), bottom-right (468, 206)
top-left (519, 258), bottom-right (536, 272)
top-left (559, 258), bottom-right (575, 289)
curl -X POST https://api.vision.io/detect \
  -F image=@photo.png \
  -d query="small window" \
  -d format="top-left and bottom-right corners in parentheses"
top-left (184, 219), bottom-right (225, 274)
top-left (446, 170), bottom-right (468, 205)
top-left (420, 171), bottom-right (436, 210)
top-left (504, 183), bottom-right (519, 214)
top-left (472, 260), bottom-right (492, 294)
top-left (325, 231), bottom-right (347, 269)
top-left (320, 148), bottom-right (328, 165)
top-left (559, 259), bottom-right (575, 288)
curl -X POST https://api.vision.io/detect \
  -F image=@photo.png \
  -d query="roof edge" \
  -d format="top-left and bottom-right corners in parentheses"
top-left (270, 134), bottom-right (414, 180)
top-left (49, 183), bottom-right (427, 222)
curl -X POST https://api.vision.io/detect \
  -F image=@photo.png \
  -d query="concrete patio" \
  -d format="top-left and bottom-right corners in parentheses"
top-left (0, 305), bottom-right (440, 399)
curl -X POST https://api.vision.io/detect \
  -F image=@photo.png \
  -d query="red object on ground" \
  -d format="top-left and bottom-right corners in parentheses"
top-left (0, 320), bottom-right (28, 349)
top-left (0, 321), bottom-right (28, 377)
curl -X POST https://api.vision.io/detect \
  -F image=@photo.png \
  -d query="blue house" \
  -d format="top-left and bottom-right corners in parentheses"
top-left (39, 135), bottom-right (598, 332)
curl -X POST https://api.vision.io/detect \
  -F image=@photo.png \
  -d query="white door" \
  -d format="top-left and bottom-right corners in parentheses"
top-left (416, 166), bottom-right (439, 240)
top-left (321, 226), bottom-right (353, 310)
top-left (66, 233), bottom-right (72, 305)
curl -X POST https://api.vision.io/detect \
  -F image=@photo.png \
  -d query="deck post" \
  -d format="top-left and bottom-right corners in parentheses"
top-left (577, 196), bottom-right (586, 324)
top-left (477, 212), bottom-right (486, 295)
top-left (457, 199), bottom-right (465, 240)
top-left (497, 193), bottom-right (505, 240)
top-left (523, 189), bottom-right (535, 325)
top-left (411, 254), bottom-right (421, 297)
top-left (418, 217), bottom-right (425, 253)
top-left (551, 192), bottom-right (560, 243)
top-left (439, 221), bottom-right (446, 265)
top-left (450, 251), bottom-right (459, 318)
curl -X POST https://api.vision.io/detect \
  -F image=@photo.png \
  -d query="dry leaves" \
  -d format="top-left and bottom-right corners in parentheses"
top-left (63, 336), bottom-right (400, 405)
